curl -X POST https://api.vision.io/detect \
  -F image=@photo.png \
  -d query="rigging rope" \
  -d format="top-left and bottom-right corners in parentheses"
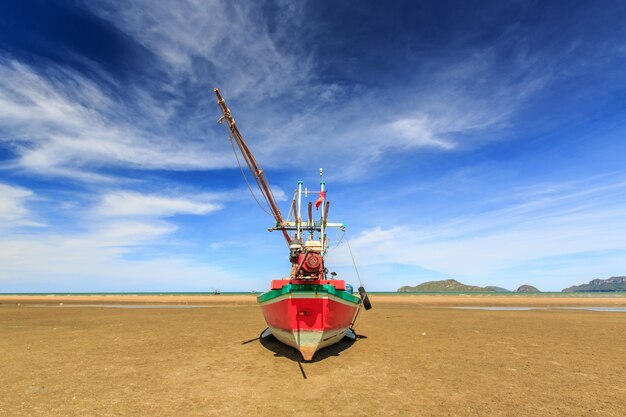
top-left (234, 136), bottom-right (275, 214)
top-left (345, 233), bottom-right (363, 288)
top-left (345, 233), bottom-right (367, 331)
top-left (331, 228), bottom-right (346, 251)
top-left (226, 127), bottom-right (273, 218)
top-left (286, 190), bottom-right (298, 222)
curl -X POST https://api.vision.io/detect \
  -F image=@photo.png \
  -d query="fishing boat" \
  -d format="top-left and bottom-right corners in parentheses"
top-left (214, 88), bottom-right (371, 361)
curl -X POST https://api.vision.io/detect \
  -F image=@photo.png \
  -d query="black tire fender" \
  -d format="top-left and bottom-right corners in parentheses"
top-left (358, 286), bottom-right (372, 310)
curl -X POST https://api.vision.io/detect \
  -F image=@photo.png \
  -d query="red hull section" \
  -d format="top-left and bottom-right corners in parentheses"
top-left (261, 295), bottom-right (357, 332)
top-left (258, 285), bottom-right (360, 360)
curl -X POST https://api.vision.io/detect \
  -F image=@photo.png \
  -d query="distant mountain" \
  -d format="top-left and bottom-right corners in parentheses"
top-left (562, 276), bottom-right (626, 292)
top-left (484, 286), bottom-right (511, 293)
top-left (398, 279), bottom-right (509, 293)
top-left (516, 285), bottom-right (540, 293)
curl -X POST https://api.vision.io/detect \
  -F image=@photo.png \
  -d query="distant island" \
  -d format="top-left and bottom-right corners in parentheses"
top-left (563, 276), bottom-right (626, 292)
top-left (399, 279), bottom-right (484, 292)
top-left (516, 284), bottom-right (540, 293)
top-left (484, 286), bottom-right (511, 292)
top-left (397, 276), bottom-right (626, 293)
top-left (397, 279), bottom-right (536, 293)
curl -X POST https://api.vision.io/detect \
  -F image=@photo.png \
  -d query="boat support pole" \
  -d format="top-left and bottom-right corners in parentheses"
top-left (308, 202), bottom-right (313, 239)
top-left (296, 181), bottom-right (303, 240)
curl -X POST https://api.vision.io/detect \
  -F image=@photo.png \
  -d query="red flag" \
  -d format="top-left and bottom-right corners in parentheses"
top-left (315, 191), bottom-right (326, 210)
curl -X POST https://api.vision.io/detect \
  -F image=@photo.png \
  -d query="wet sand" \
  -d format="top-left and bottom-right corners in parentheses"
top-left (1, 295), bottom-right (625, 416)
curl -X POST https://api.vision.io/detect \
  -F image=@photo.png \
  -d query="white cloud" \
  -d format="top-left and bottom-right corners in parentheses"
top-left (380, 45), bottom-right (548, 153)
top-left (84, 189), bottom-right (230, 246)
top-left (227, 46), bottom-right (549, 175)
top-left (0, 58), bottom-right (233, 181)
top-left (81, 0), bottom-right (538, 174)
top-left (389, 117), bottom-right (456, 150)
top-left (88, 220), bottom-right (177, 246)
top-left (95, 191), bottom-right (222, 218)
top-left (0, 232), bottom-right (244, 291)
top-left (87, 0), bottom-right (310, 101)
top-left (329, 176), bottom-right (626, 288)
top-left (0, 1), bottom-right (553, 182)
top-left (0, 183), bottom-right (43, 227)
top-left (0, 186), bottom-right (247, 291)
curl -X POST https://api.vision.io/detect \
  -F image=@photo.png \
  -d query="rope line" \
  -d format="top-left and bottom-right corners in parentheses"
top-left (226, 123), bottom-right (286, 229)
top-left (345, 232), bottom-right (365, 331)
top-left (226, 126), bottom-right (273, 217)
top-left (345, 233), bottom-right (363, 287)
top-left (331, 229), bottom-right (346, 250)
top-left (286, 190), bottom-right (298, 222)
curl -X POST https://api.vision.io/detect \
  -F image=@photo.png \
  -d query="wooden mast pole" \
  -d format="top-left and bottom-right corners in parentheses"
top-left (213, 88), bottom-right (291, 244)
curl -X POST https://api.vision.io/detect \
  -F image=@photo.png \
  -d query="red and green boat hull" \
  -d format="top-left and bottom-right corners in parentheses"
top-left (257, 280), bottom-right (361, 361)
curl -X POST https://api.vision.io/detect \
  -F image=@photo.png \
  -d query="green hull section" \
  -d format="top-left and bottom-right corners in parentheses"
top-left (257, 283), bottom-right (361, 305)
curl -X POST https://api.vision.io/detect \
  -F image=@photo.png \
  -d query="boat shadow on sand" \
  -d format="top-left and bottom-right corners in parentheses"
top-left (243, 331), bottom-right (367, 363)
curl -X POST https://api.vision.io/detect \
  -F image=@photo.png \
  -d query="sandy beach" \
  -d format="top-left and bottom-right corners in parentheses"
top-left (1, 294), bottom-right (625, 416)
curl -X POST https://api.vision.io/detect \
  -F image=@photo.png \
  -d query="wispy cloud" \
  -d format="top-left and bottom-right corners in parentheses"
top-left (237, 45), bottom-right (549, 175)
top-left (94, 191), bottom-right (222, 218)
top-left (78, 0), bottom-right (553, 178)
top-left (0, 231), bottom-right (241, 291)
top-left (378, 38), bottom-right (550, 153)
top-left (0, 182), bottom-right (44, 227)
top-left (2, 0), bottom-right (623, 293)
top-left (79, 188), bottom-right (231, 245)
top-left (388, 118), bottom-right (456, 150)
top-left (0, 58), bottom-right (233, 181)
top-left (0, 1), bottom-right (552, 182)
top-left (330, 175), bottom-right (626, 289)
top-left (0, 185), bottom-right (242, 291)
top-left (87, 0), bottom-right (310, 101)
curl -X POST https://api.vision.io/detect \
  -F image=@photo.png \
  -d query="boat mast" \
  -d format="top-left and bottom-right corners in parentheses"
top-left (213, 88), bottom-right (291, 244)
top-left (296, 181), bottom-right (303, 240)
top-left (319, 168), bottom-right (326, 255)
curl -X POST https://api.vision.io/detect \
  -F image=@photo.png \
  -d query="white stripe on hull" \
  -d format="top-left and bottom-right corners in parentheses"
top-left (269, 326), bottom-right (349, 361)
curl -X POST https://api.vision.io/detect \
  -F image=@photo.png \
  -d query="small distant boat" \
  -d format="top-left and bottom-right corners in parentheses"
top-left (214, 89), bottom-right (371, 361)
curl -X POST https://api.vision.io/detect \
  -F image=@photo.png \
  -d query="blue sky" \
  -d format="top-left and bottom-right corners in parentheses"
top-left (1, 0), bottom-right (625, 292)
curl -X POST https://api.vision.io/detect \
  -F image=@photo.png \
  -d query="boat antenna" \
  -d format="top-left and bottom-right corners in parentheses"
top-left (213, 88), bottom-right (290, 244)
